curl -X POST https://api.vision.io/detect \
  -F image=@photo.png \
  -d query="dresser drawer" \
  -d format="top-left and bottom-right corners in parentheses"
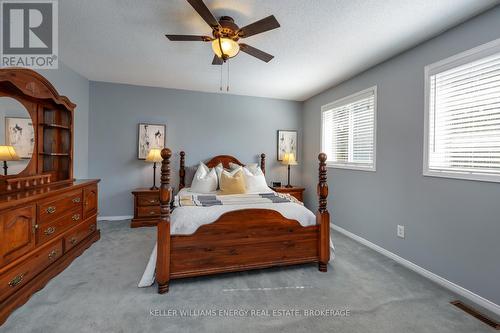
top-left (137, 195), bottom-right (160, 206)
top-left (137, 206), bottom-right (160, 218)
top-left (36, 207), bottom-right (83, 246)
top-left (38, 189), bottom-right (83, 225)
top-left (0, 240), bottom-right (62, 303)
top-left (64, 219), bottom-right (97, 252)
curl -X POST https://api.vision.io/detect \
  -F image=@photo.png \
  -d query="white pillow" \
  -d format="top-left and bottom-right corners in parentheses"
top-left (242, 166), bottom-right (269, 193)
top-left (190, 163), bottom-right (218, 193)
top-left (223, 166), bottom-right (242, 176)
top-left (214, 163), bottom-right (224, 182)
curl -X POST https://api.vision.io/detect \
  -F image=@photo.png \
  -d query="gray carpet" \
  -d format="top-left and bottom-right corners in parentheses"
top-left (1, 220), bottom-right (497, 333)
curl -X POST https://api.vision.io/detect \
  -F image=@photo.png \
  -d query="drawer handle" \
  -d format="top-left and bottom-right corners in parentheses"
top-left (8, 273), bottom-right (25, 287)
top-left (72, 197), bottom-right (81, 203)
top-left (70, 238), bottom-right (78, 245)
top-left (48, 249), bottom-right (57, 260)
top-left (149, 199), bottom-right (157, 203)
top-left (46, 206), bottom-right (56, 214)
top-left (44, 226), bottom-right (56, 235)
top-left (149, 211), bottom-right (156, 215)
top-left (72, 214), bottom-right (80, 222)
top-left (89, 224), bottom-right (96, 232)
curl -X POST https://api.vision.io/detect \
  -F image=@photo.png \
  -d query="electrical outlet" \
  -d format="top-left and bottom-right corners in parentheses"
top-left (397, 225), bottom-right (405, 239)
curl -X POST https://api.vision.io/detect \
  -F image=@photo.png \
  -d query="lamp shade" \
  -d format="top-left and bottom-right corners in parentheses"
top-left (145, 148), bottom-right (162, 163)
top-left (211, 38), bottom-right (240, 59)
top-left (0, 145), bottom-right (20, 161)
top-left (282, 152), bottom-right (297, 166)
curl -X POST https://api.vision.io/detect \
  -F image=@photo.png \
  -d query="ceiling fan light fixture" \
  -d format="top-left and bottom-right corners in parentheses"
top-left (211, 38), bottom-right (239, 59)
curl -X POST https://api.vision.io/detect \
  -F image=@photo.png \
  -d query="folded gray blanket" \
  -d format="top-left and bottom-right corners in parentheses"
top-left (174, 192), bottom-right (301, 207)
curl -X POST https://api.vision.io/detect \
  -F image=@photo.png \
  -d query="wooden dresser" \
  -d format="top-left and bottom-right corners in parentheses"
top-left (0, 180), bottom-right (100, 324)
top-left (131, 188), bottom-right (160, 228)
top-left (0, 68), bottom-right (100, 325)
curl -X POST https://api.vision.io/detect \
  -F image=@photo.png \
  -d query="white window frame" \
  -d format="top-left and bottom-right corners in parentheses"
top-left (423, 38), bottom-right (500, 183)
top-left (321, 86), bottom-right (377, 172)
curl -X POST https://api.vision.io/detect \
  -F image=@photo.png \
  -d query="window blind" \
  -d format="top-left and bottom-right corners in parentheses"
top-left (322, 89), bottom-right (376, 169)
top-left (428, 51), bottom-right (500, 176)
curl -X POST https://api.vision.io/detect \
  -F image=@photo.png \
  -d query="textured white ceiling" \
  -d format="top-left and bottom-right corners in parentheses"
top-left (59, 0), bottom-right (498, 101)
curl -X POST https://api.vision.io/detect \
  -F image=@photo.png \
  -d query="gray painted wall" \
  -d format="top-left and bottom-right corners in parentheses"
top-left (303, 7), bottom-right (500, 305)
top-left (88, 82), bottom-right (302, 216)
top-left (37, 62), bottom-right (90, 178)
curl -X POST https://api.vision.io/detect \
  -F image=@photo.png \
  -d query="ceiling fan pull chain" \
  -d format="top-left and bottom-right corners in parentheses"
top-left (220, 63), bottom-right (223, 91)
top-left (227, 61), bottom-right (230, 92)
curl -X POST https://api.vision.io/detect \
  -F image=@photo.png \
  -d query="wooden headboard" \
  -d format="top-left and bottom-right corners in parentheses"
top-left (206, 155), bottom-right (244, 169)
top-left (179, 152), bottom-right (266, 190)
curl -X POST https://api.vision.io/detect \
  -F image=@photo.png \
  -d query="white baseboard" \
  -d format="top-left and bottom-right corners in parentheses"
top-left (331, 223), bottom-right (500, 316)
top-left (97, 215), bottom-right (133, 221)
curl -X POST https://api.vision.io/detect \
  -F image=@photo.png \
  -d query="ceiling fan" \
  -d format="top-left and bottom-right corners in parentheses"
top-left (165, 0), bottom-right (280, 65)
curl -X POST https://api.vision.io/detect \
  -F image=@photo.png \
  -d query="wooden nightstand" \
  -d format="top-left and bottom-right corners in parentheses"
top-left (271, 186), bottom-right (305, 202)
top-left (131, 188), bottom-right (160, 228)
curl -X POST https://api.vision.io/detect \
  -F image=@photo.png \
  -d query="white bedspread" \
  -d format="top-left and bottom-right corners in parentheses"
top-left (138, 188), bottom-right (334, 287)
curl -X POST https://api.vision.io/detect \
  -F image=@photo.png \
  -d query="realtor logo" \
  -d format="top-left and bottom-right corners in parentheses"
top-left (1, 0), bottom-right (58, 69)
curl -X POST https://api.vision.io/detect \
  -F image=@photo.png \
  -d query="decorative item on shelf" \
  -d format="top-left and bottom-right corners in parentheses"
top-left (282, 152), bottom-right (297, 188)
top-left (0, 145), bottom-right (20, 175)
top-left (145, 148), bottom-right (163, 190)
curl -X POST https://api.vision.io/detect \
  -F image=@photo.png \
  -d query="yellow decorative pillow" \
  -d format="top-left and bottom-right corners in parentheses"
top-left (219, 169), bottom-right (246, 195)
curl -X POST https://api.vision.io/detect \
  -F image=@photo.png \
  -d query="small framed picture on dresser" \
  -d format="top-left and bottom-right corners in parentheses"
top-left (138, 123), bottom-right (166, 159)
top-left (277, 130), bottom-right (298, 161)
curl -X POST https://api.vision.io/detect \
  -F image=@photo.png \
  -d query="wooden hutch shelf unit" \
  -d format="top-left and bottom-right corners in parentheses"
top-left (0, 68), bottom-right (100, 325)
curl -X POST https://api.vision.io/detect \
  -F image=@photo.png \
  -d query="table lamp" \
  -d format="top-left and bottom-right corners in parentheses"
top-left (0, 145), bottom-right (20, 176)
top-left (145, 148), bottom-right (162, 190)
top-left (282, 152), bottom-right (297, 188)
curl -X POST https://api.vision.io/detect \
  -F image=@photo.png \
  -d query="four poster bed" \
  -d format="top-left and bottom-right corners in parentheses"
top-left (155, 148), bottom-right (330, 293)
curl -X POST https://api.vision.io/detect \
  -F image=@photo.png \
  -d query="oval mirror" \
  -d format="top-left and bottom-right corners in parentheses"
top-left (0, 97), bottom-right (34, 176)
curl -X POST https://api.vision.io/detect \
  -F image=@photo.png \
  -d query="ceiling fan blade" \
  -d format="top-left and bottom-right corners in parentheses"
top-left (237, 15), bottom-right (280, 38)
top-left (212, 55), bottom-right (223, 65)
top-left (165, 35), bottom-right (212, 41)
top-left (186, 0), bottom-right (220, 29)
top-left (239, 43), bottom-right (274, 62)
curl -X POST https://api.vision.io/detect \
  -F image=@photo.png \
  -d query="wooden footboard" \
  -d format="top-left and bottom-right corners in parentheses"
top-left (170, 209), bottom-right (319, 279)
top-left (156, 149), bottom-right (330, 293)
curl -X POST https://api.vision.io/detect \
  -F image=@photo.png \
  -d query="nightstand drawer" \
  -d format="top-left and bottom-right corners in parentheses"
top-left (287, 191), bottom-right (303, 202)
top-left (137, 195), bottom-right (160, 206)
top-left (272, 187), bottom-right (305, 202)
top-left (137, 206), bottom-right (160, 218)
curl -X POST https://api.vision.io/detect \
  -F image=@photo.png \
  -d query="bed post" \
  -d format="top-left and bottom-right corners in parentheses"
top-left (179, 151), bottom-right (185, 190)
top-left (157, 148), bottom-right (172, 294)
top-left (317, 153), bottom-right (330, 272)
top-left (260, 153), bottom-right (266, 175)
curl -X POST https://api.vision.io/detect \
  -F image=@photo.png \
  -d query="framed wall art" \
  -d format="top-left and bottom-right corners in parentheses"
top-left (277, 130), bottom-right (297, 161)
top-left (138, 123), bottom-right (166, 160)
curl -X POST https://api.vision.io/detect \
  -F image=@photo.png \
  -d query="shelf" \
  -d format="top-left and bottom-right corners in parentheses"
top-left (39, 152), bottom-right (70, 156)
top-left (40, 123), bottom-right (71, 130)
